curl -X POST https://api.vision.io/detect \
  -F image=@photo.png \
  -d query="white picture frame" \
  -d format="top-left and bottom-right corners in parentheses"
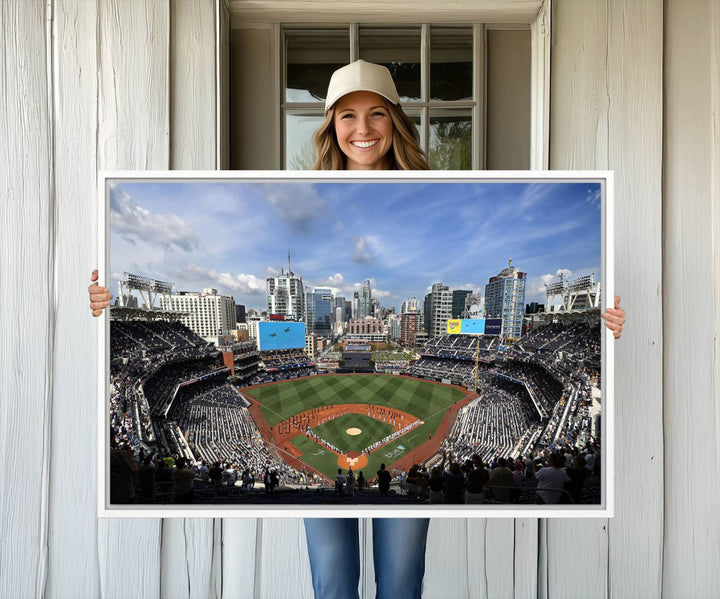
top-left (97, 170), bottom-right (614, 518)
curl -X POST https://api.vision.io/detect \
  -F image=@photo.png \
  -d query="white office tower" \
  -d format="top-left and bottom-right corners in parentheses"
top-left (160, 288), bottom-right (236, 342)
top-left (429, 283), bottom-right (453, 338)
top-left (266, 263), bottom-right (305, 321)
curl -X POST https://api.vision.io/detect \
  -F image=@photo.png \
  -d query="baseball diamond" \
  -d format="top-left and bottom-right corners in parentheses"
top-left (243, 373), bottom-right (474, 479)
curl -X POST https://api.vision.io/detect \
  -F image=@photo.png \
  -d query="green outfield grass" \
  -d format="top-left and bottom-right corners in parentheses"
top-left (246, 374), bottom-right (467, 478)
top-left (246, 374), bottom-right (465, 427)
top-left (288, 436), bottom-right (340, 476)
top-left (310, 414), bottom-right (394, 453)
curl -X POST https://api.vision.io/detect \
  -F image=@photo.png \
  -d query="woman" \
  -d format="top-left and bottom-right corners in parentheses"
top-left (89, 60), bottom-right (626, 599)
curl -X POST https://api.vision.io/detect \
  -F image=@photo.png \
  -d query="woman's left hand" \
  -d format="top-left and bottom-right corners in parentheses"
top-left (602, 295), bottom-right (625, 339)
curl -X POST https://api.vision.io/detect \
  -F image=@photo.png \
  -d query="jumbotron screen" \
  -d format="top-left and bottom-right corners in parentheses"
top-left (257, 321), bottom-right (306, 351)
top-left (446, 318), bottom-right (486, 335)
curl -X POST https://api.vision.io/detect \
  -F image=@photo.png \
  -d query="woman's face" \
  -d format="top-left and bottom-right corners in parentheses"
top-left (333, 90), bottom-right (394, 170)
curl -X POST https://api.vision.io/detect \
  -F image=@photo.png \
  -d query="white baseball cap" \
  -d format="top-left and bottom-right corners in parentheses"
top-left (324, 60), bottom-right (400, 112)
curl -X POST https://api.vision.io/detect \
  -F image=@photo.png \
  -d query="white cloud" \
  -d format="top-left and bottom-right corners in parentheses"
top-left (178, 263), bottom-right (266, 296)
top-left (532, 269), bottom-right (572, 295)
top-left (352, 236), bottom-right (373, 263)
top-left (321, 273), bottom-right (344, 287)
top-left (261, 184), bottom-right (327, 233)
top-left (110, 185), bottom-right (199, 252)
top-left (586, 187), bottom-right (601, 208)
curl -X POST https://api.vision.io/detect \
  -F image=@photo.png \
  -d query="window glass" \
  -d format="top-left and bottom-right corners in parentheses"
top-left (358, 28), bottom-right (421, 102)
top-left (428, 109), bottom-right (472, 170)
top-left (286, 30), bottom-right (350, 103)
top-left (285, 112), bottom-right (324, 170)
top-left (430, 27), bottom-right (473, 101)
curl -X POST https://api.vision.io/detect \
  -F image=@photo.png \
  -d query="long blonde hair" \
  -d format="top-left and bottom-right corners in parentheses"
top-left (312, 100), bottom-right (430, 171)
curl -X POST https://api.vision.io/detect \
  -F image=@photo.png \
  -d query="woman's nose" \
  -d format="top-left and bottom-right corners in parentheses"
top-left (355, 115), bottom-right (370, 134)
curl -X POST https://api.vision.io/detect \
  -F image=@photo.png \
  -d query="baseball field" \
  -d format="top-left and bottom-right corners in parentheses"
top-left (243, 374), bottom-right (472, 480)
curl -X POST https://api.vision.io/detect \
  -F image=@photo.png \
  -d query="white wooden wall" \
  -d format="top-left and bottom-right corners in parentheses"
top-left (1, 1), bottom-right (718, 597)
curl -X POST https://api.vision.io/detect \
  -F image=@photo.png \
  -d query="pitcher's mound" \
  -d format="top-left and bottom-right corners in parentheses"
top-left (346, 427), bottom-right (362, 436)
top-left (338, 451), bottom-right (368, 470)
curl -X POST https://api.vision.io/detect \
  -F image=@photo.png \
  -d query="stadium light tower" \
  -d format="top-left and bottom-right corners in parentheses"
top-left (118, 272), bottom-right (174, 310)
top-left (545, 273), bottom-right (600, 312)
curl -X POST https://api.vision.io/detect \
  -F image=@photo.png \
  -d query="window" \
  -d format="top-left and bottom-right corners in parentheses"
top-left (283, 25), bottom-right (481, 170)
top-left (229, 21), bottom-right (535, 170)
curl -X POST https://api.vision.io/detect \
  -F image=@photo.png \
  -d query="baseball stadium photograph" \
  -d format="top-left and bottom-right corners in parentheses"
top-left (103, 173), bottom-right (609, 513)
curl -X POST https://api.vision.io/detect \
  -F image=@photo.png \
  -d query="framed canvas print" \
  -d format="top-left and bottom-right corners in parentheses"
top-left (97, 171), bottom-right (614, 518)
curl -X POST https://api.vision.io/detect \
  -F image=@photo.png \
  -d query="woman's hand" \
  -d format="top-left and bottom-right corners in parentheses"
top-left (601, 295), bottom-right (625, 339)
top-left (89, 269), bottom-right (113, 316)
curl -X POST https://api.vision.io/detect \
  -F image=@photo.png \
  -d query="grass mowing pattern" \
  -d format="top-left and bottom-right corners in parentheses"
top-left (247, 374), bottom-right (464, 427)
top-left (289, 436), bottom-right (341, 476)
top-left (245, 374), bottom-right (466, 477)
top-left (310, 414), bottom-right (394, 453)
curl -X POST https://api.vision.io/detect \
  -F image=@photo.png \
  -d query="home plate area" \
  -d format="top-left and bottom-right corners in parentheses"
top-left (338, 451), bottom-right (368, 470)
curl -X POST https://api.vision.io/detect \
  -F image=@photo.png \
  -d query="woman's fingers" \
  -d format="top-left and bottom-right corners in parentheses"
top-left (89, 269), bottom-right (112, 316)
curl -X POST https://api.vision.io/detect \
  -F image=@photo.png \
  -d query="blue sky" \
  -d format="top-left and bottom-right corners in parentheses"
top-left (109, 179), bottom-right (602, 312)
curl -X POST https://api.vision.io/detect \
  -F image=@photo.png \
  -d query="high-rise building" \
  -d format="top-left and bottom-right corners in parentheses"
top-left (266, 265), bottom-right (305, 321)
top-left (305, 287), bottom-right (333, 337)
top-left (423, 292), bottom-right (432, 333)
top-left (429, 283), bottom-right (453, 338)
top-left (452, 290), bottom-right (472, 318)
top-left (485, 259), bottom-right (527, 338)
top-left (400, 311), bottom-right (420, 346)
top-left (347, 317), bottom-right (386, 341)
top-left (359, 279), bottom-right (373, 319)
top-left (235, 304), bottom-right (246, 324)
top-left (334, 296), bottom-right (346, 323)
top-left (386, 313), bottom-right (400, 340)
top-left (401, 297), bottom-right (418, 314)
top-left (160, 288), bottom-right (236, 341)
top-left (351, 291), bottom-right (360, 319)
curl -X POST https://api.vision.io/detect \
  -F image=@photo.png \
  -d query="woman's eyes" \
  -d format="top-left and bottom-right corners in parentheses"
top-left (339, 111), bottom-right (387, 119)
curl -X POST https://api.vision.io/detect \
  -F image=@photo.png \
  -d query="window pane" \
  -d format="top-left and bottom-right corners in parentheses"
top-left (285, 112), bottom-right (324, 170)
top-left (430, 27), bottom-right (473, 101)
top-left (428, 109), bottom-right (472, 170)
top-left (402, 109), bottom-right (423, 148)
top-left (359, 28), bottom-right (421, 102)
top-left (286, 30), bottom-right (350, 103)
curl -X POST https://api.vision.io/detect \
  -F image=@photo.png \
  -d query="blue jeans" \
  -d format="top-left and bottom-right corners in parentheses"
top-left (304, 517), bottom-right (430, 599)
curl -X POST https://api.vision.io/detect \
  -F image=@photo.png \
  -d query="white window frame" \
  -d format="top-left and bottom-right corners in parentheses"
top-left (229, 0), bottom-right (551, 171)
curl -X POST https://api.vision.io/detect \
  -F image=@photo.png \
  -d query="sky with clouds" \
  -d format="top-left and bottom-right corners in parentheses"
top-left (109, 179), bottom-right (602, 312)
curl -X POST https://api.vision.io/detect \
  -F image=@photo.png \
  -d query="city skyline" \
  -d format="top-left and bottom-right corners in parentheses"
top-left (109, 179), bottom-right (603, 312)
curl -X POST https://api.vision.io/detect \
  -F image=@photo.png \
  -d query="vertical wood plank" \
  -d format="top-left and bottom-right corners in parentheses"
top-left (663, 1), bottom-right (720, 595)
top-left (217, 0), bottom-right (230, 170)
top-left (605, 1), bottom-right (664, 597)
top-left (47, 1), bottom-right (102, 596)
top-left (170, 0), bottom-right (216, 170)
top-left (96, 1), bottom-right (170, 596)
top-left (550, 1), bottom-right (666, 597)
top-left (424, 519), bottom-right (470, 599)
top-left (0, 1), bottom-right (52, 598)
top-left (513, 519), bottom-right (539, 599)
top-left (465, 519), bottom-right (517, 599)
top-left (221, 519), bottom-right (258, 598)
top-left (163, 2), bottom-right (221, 598)
top-left (548, 2), bottom-right (610, 596)
top-left (256, 519), bottom-right (314, 599)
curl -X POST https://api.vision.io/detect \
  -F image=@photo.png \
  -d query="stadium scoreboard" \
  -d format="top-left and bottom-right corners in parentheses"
top-left (258, 321), bottom-right (306, 351)
top-left (446, 318), bottom-right (502, 335)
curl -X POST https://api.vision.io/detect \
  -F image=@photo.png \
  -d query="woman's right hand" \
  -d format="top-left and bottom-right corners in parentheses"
top-left (89, 269), bottom-right (113, 316)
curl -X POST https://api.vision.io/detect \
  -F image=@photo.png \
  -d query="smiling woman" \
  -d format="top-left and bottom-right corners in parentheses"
top-left (311, 60), bottom-right (430, 171)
